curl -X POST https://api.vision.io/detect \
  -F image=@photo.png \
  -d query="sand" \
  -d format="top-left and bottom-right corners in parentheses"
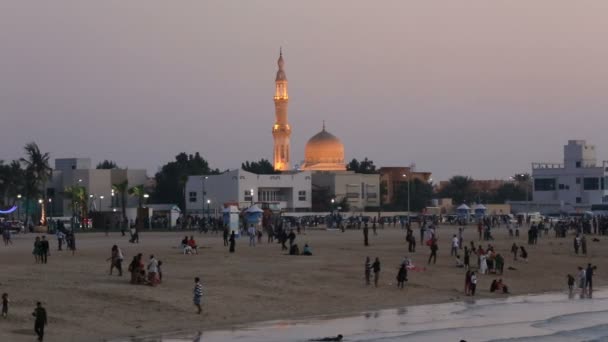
top-left (0, 224), bottom-right (604, 341)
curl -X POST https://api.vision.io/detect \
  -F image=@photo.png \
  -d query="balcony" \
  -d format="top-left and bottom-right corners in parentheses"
top-left (532, 163), bottom-right (563, 169)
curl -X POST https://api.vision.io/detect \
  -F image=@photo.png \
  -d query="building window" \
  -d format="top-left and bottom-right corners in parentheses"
top-left (583, 177), bottom-right (600, 190)
top-left (298, 190), bottom-right (306, 201)
top-left (534, 178), bottom-right (556, 191)
top-left (576, 178), bottom-right (581, 185)
top-left (244, 191), bottom-right (253, 202)
top-left (576, 197), bottom-right (582, 204)
top-left (576, 161), bottom-right (581, 168)
top-left (189, 192), bottom-right (197, 202)
top-left (603, 196), bottom-right (608, 203)
top-left (558, 184), bottom-right (565, 190)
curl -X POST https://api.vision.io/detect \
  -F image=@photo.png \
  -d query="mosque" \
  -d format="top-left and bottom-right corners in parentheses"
top-left (272, 49), bottom-right (346, 172)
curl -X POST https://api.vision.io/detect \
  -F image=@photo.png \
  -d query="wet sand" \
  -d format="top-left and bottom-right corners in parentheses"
top-left (0, 225), bottom-right (605, 341)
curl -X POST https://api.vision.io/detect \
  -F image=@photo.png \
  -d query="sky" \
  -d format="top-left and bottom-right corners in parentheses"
top-left (1, 1), bottom-right (608, 181)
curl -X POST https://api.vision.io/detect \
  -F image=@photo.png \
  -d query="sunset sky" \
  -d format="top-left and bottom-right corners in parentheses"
top-left (2, 1), bottom-right (607, 180)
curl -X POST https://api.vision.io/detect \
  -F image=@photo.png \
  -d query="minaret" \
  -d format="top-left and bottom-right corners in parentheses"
top-left (272, 48), bottom-right (291, 171)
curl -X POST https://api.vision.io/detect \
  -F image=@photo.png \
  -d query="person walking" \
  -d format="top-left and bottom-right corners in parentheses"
top-left (363, 225), bottom-right (369, 246)
top-left (32, 302), bottom-right (47, 341)
top-left (586, 263), bottom-right (596, 295)
top-left (248, 224), bottom-right (256, 247)
top-left (193, 277), bottom-right (203, 314)
top-left (40, 236), bottom-right (50, 264)
top-left (223, 227), bottom-right (229, 246)
top-left (229, 231), bottom-right (236, 253)
top-left (372, 257), bottom-right (381, 287)
top-left (396, 264), bottom-right (407, 289)
top-left (464, 246), bottom-right (470, 270)
top-left (470, 272), bottom-right (477, 296)
top-left (428, 239), bottom-right (438, 265)
top-left (511, 243), bottom-right (518, 261)
top-left (1, 293), bottom-right (9, 318)
top-left (364, 257), bottom-right (371, 286)
top-left (107, 245), bottom-right (124, 276)
top-left (464, 270), bottom-right (471, 295)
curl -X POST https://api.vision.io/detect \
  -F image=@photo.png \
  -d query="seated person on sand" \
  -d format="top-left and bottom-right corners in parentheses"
top-left (455, 255), bottom-right (464, 268)
top-left (302, 244), bottom-right (312, 256)
top-left (289, 243), bottom-right (300, 255)
top-left (188, 236), bottom-right (198, 254)
top-left (490, 279), bottom-right (509, 294)
top-left (310, 334), bottom-right (343, 342)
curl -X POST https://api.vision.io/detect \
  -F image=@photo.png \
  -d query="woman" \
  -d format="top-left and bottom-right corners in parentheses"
top-left (396, 264), bottom-right (407, 289)
top-left (479, 254), bottom-right (488, 275)
top-left (33, 237), bottom-right (42, 263)
top-left (229, 231), bottom-right (236, 253)
top-left (464, 270), bottom-right (471, 295)
top-left (147, 255), bottom-right (159, 286)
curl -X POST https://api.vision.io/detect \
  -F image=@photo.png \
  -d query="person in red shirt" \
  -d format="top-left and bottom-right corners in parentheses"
top-left (188, 236), bottom-right (198, 254)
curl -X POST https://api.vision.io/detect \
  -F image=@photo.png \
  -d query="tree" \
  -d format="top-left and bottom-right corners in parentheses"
top-left (346, 157), bottom-right (377, 174)
top-left (20, 143), bottom-right (52, 226)
top-left (64, 185), bottom-right (88, 226)
top-left (439, 175), bottom-right (475, 205)
top-left (241, 159), bottom-right (279, 174)
top-left (0, 160), bottom-right (24, 207)
top-left (112, 180), bottom-right (129, 222)
top-left (128, 184), bottom-right (146, 208)
top-left (392, 179), bottom-right (433, 212)
top-left (96, 160), bottom-right (118, 169)
top-left (151, 152), bottom-right (219, 210)
top-left (494, 183), bottom-right (527, 203)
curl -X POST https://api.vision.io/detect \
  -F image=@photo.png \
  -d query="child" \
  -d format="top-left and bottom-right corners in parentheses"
top-left (567, 274), bottom-right (575, 295)
top-left (2, 293), bottom-right (8, 318)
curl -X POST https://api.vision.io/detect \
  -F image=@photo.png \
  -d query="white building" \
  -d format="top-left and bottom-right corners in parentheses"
top-left (185, 169), bottom-right (312, 214)
top-left (311, 171), bottom-right (380, 211)
top-left (47, 158), bottom-right (148, 217)
top-left (532, 140), bottom-right (608, 211)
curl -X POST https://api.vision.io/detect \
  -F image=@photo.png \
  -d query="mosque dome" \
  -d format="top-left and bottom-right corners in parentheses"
top-left (301, 123), bottom-right (346, 171)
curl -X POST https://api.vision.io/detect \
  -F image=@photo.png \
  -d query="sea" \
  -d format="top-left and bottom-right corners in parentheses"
top-left (111, 288), bottom-right (608, 342)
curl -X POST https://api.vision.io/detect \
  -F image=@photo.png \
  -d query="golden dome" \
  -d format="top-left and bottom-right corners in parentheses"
top-left (301, 124), bottom-right (346, 171)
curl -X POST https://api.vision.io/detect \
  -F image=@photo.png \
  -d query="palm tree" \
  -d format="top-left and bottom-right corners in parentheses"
top-left (112, 180), bottom-right (129, 222)
top-left (20, 143), bottom-right (52, 226)
top-left (128, 184), bottom-right (146, 208)
top-left (64, 185), bottom-right (88, 227)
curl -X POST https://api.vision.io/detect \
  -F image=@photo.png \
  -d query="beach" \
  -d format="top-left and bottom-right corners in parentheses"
top-left (0, 224), bottom-right (605, 341)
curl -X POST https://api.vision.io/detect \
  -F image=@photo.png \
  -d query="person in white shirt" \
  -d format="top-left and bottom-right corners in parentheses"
top-left (470, 272), bottom-right (477, 296)
top-left (147, 255), bottom-right (159, 286)
top-left (451, 235), bottom-right (459, 256)
top-left (248, 224), bottom-right (256, 247)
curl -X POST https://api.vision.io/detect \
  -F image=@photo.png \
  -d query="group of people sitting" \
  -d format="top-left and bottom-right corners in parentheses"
top-left (180, 236), bottom-right (199, 254)
top-left (289, 243), bottom-right (312, 256)
top-left (128, 253), bottom-right (162, 286)
top-left (490, 279), bottom-right (510, 294)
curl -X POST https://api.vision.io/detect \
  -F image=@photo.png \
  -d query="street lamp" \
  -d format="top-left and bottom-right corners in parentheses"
top-left (206, 199), bottom-right (211, 220)
top-left (48, 198), bottom-right (53, 221)
top-left (250, 188), bottom-right (254, 206)
top-left (201, 176), bottom-right (208, 216)
top-left (402, 174), bottom-right (411, 219)
top-left (99, 195), bottom-right (104, 212)
top-left (17, 194), bottom-right (21, 221)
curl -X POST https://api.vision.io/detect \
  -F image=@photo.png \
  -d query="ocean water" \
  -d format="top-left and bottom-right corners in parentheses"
top-left (111, 289), bottom-right (608, 342)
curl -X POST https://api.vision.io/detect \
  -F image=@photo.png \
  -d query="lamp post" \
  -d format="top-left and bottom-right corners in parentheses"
top-left (201, 176), bottom-right (208, 216)
top-left (250, 188), bottom-right (254, 206)
top-left (99, 195), bottom-right (104, 212)
top-left (17, 194), bottom-right (21, 222)
top-left (48, 198), bottom-right (53, 222)
top-left (206, 199), bottom-right (211, 221)
top-left (38, 199), bottom-right (43, 225)
top-left (402, 174), bottom-right (411, 220)
top-left (330, 198), bottom-right (335, 228)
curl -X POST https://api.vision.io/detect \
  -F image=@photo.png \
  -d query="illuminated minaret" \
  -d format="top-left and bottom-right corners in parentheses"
top-left (272, 48), bottom-right (291, 171)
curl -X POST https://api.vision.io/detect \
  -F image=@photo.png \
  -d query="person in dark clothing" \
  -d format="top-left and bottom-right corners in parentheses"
top-left (406, 228), bottom-right (416, 252)
top-left (288, 230), bottom-right (296, 249)
top-left (396, 264), bottom-right (407, 289)
top-left (463, 246), bottom-right (470, 270)
top-left (40, 236), bottom-right (50, 264)
top-left (32, 302), bottom-right (47, 341)
top-left (364, 257), bottom-right (371, 286)
top-left (428, 239), bottom-right (438, 265)
top-left (372, 257), bottom-right (381, 287)
top-left (586, 263), bottom-right (597, 295)
top-left (511, 243), bottom-right (518, 261)
top-left (229, 231), bottom-right (236, 253)
top-left (363, 225), bottom-right (369, 246)
top-left (223, 227), bottom-right (229, 247)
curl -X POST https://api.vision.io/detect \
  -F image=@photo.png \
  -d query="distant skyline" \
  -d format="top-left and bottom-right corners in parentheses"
top-left (2, 1), bottom-right (608, 181)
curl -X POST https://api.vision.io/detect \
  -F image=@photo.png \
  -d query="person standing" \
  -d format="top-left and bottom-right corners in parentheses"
top-left (147, 255), bottom-right (159, 286)
top-left (1, 293), bottom-right (8, 318)
top-left (586, 263), bottom-right (596, 295)
top-left (372, 257), bottom-right (381, 287)
top-left (581, 236), bottom-right (588, 255)
top-left (56, 230), bottom-right (64, 251)
top-left (363, 225), bottom-right (369, 246)
top-left (223, 227), bottom-right (229, 246)
top-left (364, 257), bottom-right (371, 286)
top-left (229, 231), bottom-right (236, 253)
top-left (40, 236), bottom-right (50, 264)
top-left (32, 302), bottom-right (47, 341)
top-left (511, 243), bottom-right (518, 261)
top-left (108, 245), bottom-right (123, 276)
top-left (193, 277), bottom-right (203, 314)
top-left (451, 234), bottom-right (459, 256)
top-left (464, 270), bottom-right (471, 295)
top-left (288, 229), bottom-right (296, 249)
top-left (396, 264), bottom-right (407, 289)
top-left (248, 224), bottom-right (256, 247)
top-left (428, 239), bottom-right (438, 265)
top-left (463, 246), bottom-right (470, 270)
top-left (470, 272), bottom-right (477, 296)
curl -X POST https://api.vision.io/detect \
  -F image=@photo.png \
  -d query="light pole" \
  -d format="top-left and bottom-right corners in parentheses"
top-left (250, 188), bottom-right (254, 206)
top-left (48, 198), bottom-right (53, 222)
top-left (402, 174), bottom-right (411, 219)
top-left (201, 176), bottom-right (208, 216)
top-left (99, 195), bottom-right (104, 212)
top-left (206, 199), bottom-right (211, 221)
top-left (38, 199), bottom-right (43, 225)
top-left (17, 194), bottom-right (21, 222)
top-left (331, 198), bottom-right (335, 228)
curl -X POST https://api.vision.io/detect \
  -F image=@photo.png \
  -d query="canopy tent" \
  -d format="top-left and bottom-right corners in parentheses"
top-left (245, 205), bottom-right (264, 225)
top-left (473, 204), bottom-right (487, 217)
top-left (456, 204), bottom-right (470, 218)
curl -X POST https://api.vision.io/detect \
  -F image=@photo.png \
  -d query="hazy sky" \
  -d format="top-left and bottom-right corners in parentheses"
top-left (2, 1), bottom-right (608, 181)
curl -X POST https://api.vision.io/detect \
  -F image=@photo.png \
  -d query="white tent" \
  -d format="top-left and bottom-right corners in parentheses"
top-left (457, 204), bottom-right (470, 210)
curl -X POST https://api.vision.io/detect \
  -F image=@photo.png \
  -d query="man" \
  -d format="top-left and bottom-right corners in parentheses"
top-left (586, 263), bottom-right (596, 295)
top-left (193, 277), bottom-right (203, 314)
top-left (428, 239), bottom-right (438, 265)
top-left (363, 225), bottom-right (369, 246)
top-left (451, 234), bottom-right (459, 256)
top-left (288, 229), bottom-right (296, 249)
top-left (40, 236), bottom-right (50, 264)
top-left (32, 302), bottom-right (47, 341)
top-left (248, 224), bottom-right (256, 247)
